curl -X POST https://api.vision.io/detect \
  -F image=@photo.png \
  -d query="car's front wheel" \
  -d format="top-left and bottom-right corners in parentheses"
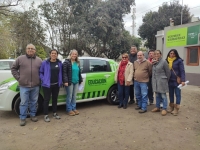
top-left (14, 95), bottom-right (43, 116)
top-left (107, 85), bottom-right (119, 105)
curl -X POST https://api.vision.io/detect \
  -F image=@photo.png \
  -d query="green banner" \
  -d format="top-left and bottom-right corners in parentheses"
top-left (187, 25), bottom-right (200, 45)
top-left (166, 28), bottom-right (187, 48)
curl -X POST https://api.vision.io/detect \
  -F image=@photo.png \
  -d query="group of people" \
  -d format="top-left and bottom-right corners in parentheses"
top-left (11, 44), bottom-right (82, 126)
top-left (115, 46), bottom-right (185, 116)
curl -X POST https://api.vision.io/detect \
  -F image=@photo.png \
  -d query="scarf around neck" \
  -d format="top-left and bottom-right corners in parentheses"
top-left (167, 57), bottom-right (176, 69)
top-left (118, 60), bottom-right (128, 85)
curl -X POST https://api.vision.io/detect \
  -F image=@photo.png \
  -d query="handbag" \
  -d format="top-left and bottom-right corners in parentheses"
top-left (172, 68), bottom-right (181, 84)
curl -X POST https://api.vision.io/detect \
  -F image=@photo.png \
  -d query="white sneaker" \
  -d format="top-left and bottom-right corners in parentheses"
top-left (44, 115), bottom-right (50, 122)
top-left (53, 113), bottom-right (61, 119)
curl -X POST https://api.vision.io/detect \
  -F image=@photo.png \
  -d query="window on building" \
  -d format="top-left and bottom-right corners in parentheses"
top-left (187, 47), bottom-right (200, 66)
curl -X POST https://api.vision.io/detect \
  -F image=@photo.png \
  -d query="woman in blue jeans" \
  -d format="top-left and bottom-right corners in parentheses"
top-left (115, 53), bottom-right (133, 109)
top-left (166, 49), bottom-right (185, 116)
top-left (62, 49), bottom-right (82, 116)
top-left (151, 50), bottom-right (171, 116)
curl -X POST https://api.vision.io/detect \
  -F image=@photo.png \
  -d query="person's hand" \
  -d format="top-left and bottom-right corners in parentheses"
top-left (181, 82), bottom-right (185, 86)
top-left (64, 83), bottom-right (68, 86)
top-left (126, 81), bottom-right (130, 86)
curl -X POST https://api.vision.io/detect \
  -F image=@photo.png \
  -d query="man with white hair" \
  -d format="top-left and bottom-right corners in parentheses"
top-left (133, 51), bottom-right (152, 113)
top-left (11, 44), bottom-right (42, 126)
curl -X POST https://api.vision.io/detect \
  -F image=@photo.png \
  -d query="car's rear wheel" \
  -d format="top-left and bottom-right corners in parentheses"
top-left (14, 95), bottom-right (43, 116)
top-left (107, 85), bottom-right (119, 105)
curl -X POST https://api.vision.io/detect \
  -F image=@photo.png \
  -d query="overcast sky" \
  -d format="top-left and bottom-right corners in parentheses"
top-left (124, 0), bottom-right (200, 36)
top-left (22, 0), bottom-right (200, 37)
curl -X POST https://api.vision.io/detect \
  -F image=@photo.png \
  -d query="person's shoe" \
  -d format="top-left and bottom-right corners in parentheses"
top-left (68, 111), bottom-right (75, 116)
top-left (128, 100), bottom-right (135, 104)
top-left (161, 110), bottom-right (167, 116)
top-left (151, 107), bottom-right (160, 112)
top-left (171, 104), bottom-right (180, 116)
top-left (118, 105), bottom-right (123, 108)
top-left (135, 106), bottom-right (141, 110)
top-left (30, 116), bottom-right (38, 122)
top-left (73, 110), bottom-right (79, 115)
top-left (123, 105), bottom-right (127, 109)
top-left (44, 115), bottom-right (50, 122)
top-left (20, 119), bottom-right (26, 126)
top-left (167, 103), bottom-right (174, 113)
top-left (53, 113), bottom-right (61, 119)
top-left (138, 109), bottom-right (147, 113)
top-left (149, 101), bottom-right (153, 105)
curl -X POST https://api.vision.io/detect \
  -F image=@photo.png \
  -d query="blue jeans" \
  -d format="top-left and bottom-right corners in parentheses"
top-left (155, 92), bottom-right (168, 110)
top-left (134, 81), bottom-right (148, 111)
top-left (169, 86), bottom-right (181, 104)
top-left (117, 82), bottom-right (130, 106)
top-left (19, 86), bottom-right (40, 119)
top-left (65, 83), bottom-right (78, 112)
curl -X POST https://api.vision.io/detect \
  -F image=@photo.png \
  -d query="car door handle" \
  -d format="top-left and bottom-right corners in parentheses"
top-left (104, 75), bottom-right (111, 78)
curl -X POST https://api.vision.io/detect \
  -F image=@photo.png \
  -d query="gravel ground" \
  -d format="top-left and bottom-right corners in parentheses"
top-left (0, 85), bottom-right (199, 150)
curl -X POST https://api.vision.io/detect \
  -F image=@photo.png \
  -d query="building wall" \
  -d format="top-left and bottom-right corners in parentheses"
top-left (156, 21), bottom-right (200, 86)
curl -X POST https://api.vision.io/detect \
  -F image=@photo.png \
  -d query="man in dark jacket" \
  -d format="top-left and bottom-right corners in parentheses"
top-left (128, 46), bottom-right (137, 104)
top-left (11, 44), bottom-right (42, 126)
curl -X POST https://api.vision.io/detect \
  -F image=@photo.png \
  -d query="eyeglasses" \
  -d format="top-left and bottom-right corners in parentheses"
top-left (122, 57), bottom-right (127, 59)
top-left (27, 48), bottom-right (35, 50)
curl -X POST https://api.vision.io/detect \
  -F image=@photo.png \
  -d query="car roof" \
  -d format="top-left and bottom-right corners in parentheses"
top-left (0, 59), bottom-right (15, 61)
top-left (80, 57), bottom-right (111, 61)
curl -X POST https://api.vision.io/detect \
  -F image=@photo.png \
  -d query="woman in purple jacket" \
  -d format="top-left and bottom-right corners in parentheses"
top-left (166, 49), bottom-right (185, 116)
top-left (40, 49), bottom-right (63, 122)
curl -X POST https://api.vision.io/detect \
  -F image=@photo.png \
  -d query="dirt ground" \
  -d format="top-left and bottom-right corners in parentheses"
top-left (0, 85), bottom-right (199, 150)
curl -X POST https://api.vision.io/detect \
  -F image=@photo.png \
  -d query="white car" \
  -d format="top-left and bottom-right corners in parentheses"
top-left (0, 59), bottom-right (15, 83)
top-left (0, 57), bottom-right (119, 116)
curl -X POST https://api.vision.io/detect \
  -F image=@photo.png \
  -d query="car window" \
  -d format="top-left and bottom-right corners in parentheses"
top-left (0, 61), bottom-right (13, 70)
top-left (79, 59), bottom-right (83, 73)
top-left (89, 59), bottom-right (108, 72)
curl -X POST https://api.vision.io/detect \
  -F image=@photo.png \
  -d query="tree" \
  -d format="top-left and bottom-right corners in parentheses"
top-left (0, 0), bottom-right (22, 16)
top-left (138, 1), bottom-right (192, 49)
top-left (131, 36), bottom-right (142, 49)
top-left (10, 2), bottom-right (46, 55)
top-left (76, 0), bottom-right (135, 58)
top-left (35, 45), bottom-right (47, 60)
top-left (0, 14), bottom-right (16, 59)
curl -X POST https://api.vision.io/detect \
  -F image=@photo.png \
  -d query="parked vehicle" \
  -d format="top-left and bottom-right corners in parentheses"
top-left (0, 59), bottom-right (15, 83)
top-left (0, 57), bottom-right (119, 116)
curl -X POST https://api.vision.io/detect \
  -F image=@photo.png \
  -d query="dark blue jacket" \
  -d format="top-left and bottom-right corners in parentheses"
top-left (39, 58), bottom-right (63, 88)
top-left (62, 59), bottom-right (82, 86)
top-left (166, 58), bottom-right (185, 87)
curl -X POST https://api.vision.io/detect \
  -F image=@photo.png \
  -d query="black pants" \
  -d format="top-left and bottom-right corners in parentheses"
top-left (148, 78), bottom-right (154, 103)
top-left (129, 84), bottom-right (134, 101)
top-left (42, 84), bottom-right (60, 115)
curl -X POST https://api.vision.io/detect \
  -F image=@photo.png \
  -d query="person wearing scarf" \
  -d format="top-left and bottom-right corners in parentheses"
top-left (115, 53), bottom-right (133, 109)
top-left (166, 49), bottom-right (185, 116)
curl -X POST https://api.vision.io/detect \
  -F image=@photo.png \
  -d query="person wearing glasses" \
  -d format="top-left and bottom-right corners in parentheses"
top-left (39, 49), bottom-right (62, 122)
top-left (115, 53), bottom-right (133, 109)
top-left (11, 44), bottom-right (42, 126)
top-left (134, 51), bottom-right (152, 113)
top-left (166, 49), bottom-right (185, 116)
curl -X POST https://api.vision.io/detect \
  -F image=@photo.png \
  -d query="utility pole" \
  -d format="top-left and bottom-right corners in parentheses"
top-left (181, 0), bottom-right (183, 25)
top-left (131, 5), bottom-right (136, 36)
